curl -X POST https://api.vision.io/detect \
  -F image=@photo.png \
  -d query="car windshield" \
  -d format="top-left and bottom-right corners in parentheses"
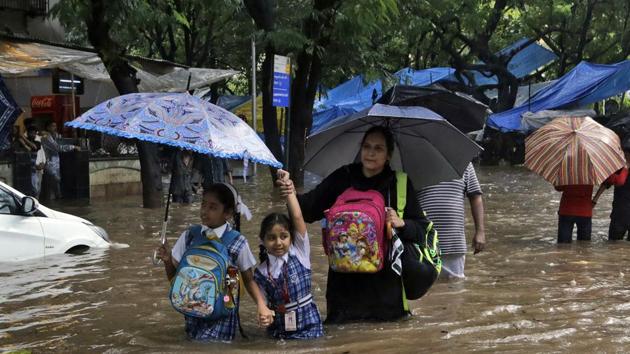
top-left (0, 187), bottom-right (18, 214)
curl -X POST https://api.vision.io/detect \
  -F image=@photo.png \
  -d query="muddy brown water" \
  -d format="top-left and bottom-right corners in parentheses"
top-left (2, 166), bottom-right (630, 353)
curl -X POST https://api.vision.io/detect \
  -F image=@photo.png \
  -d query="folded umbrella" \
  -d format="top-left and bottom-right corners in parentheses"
top-left (304, 104), bottom-right (482, 189)
top-left (525, 116), bottom-right (626, 186)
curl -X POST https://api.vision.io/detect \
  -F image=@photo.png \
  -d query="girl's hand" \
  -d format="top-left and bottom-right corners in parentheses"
top-left (275, 169), bottom-right (295, 197)
top-left (156, 241), bottom-right (172, 264)
top-left (257, 304), bottom-right (275, 328)
top-left (386, 208), bottom-right (405, 229)
top-left (276, 169), bottom-right (290, 182)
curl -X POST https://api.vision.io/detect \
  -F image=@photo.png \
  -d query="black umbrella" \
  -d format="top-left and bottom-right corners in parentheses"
top-left (606, 114), bottom-right (630, 139)
top-left (377, 85), bottom-right (490, 133)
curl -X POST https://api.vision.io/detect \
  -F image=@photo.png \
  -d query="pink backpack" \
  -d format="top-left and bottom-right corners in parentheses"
top-left (323, 188), bottom-right (387, 273)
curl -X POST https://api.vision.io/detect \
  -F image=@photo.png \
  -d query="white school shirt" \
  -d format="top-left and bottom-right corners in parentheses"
top-left (256, 230), bottom-right (311, 278)
top-left (171, 223), bottom-right (257, 271)
top-left (34, 135), bottom-right (46, 166)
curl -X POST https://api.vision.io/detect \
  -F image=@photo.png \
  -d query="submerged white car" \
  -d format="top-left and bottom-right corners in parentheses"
top-left (0, 181), bottom-right (110, 262)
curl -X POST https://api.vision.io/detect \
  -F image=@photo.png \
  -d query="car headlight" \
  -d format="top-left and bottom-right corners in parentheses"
top-left (87, 224), bottom-right (110, 242)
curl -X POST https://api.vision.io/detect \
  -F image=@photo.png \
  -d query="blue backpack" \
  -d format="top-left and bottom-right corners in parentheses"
top-left (169, 225), bottom-right (240, 320)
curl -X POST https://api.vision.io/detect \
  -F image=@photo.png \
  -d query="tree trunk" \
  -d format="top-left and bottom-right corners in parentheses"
top-left (136, 142), bottom-right (163, 208)
top-left (85, 0), bottom-right (162, 208)
top-left (289, 46), bottom-right (323, 187)
top-left (261, 44), bottom-right (283, 179)
top-left (243, 0), bottom-right (282, 180)
top-left (494, 72), bottom-right (519, 113)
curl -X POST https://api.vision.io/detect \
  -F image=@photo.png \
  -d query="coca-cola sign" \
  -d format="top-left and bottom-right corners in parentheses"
top-left (31, 96), bottom-right (54, 109)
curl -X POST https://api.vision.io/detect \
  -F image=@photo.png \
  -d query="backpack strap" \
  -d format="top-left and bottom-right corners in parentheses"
top-left (221, 228), bottom-right (241, 249)
top-left (395, 171), bottom-right (407, 219)
top-left (185, 224), bottom-right (204, 247)
top-left (216, 227), bottom-right (248, 339)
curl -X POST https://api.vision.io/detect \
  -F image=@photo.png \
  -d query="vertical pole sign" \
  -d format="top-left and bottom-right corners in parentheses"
top-left (272, 55), bottom-right (291, 166)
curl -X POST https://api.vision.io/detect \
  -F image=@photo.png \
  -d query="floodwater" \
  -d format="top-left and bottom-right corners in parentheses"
top-left (2, 165), bottom-right (630, 353)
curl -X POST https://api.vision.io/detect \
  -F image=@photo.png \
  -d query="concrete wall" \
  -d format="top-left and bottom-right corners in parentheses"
top-left (0, 157), bottom-right (142, 198)
top-left (89, 158), bottom-right (142, 198)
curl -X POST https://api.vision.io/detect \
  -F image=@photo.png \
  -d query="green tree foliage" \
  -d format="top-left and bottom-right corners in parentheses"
top-left (524, 0), bottom-right (630, 74)
top-left (50, 0), bottom-right (630, 183)
top-left (52, 0), bottom-right (253, 93)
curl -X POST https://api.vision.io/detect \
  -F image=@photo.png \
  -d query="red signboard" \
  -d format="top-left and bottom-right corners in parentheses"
top-left (30, 95), bottom-right (80, 137)
top-left (31, 95), bottom-right (55, 110)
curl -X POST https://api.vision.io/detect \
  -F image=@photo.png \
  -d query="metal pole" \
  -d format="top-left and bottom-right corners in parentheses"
top-left (251, 35), bottom-right (258, 176)
top-left (70, 73), bottom-right (77, 119)
top-left (284, 59), bottom-right (292, 168)
top-left (285, 107), bottom-right (290, 167)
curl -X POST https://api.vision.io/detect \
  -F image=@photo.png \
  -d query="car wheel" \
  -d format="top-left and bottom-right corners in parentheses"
top-left (66, 245), bottom-right (90, 254)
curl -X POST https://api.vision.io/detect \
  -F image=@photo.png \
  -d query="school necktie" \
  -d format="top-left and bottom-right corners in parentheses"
top-left (205, 230), bottom-right (219, 241)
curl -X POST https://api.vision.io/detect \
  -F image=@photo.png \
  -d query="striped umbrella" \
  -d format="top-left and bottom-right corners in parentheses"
top-left (525, 116), bottom-right (626, 186)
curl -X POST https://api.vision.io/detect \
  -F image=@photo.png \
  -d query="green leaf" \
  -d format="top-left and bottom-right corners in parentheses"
top-left (172, 10), bottom-right (191, 29)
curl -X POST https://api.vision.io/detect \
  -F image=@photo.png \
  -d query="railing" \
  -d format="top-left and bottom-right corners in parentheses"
top-left (0, 0), bottom-right (48, 16)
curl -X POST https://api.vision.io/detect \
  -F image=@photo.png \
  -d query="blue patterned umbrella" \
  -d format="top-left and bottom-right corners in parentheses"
top-left (0, 76), bottom-right (22, 150)
top-left (66, 93), bottom-right (282, 168)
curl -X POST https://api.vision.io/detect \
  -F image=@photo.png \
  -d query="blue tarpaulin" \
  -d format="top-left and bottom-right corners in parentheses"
top-left (0, 76), bottom-right (21, 150)
top-left (470, 38), bottom-right (558, 85)
top-left (314, 74), bottom-right (383, 112)
top-left (312, 69), bottom-right (455, 133)
top-left (395, 67), bottom-right (456, 86)
top-left (215, 95), bottom-right (251, 111)
top-left (312, 39), bottom-right (556, 133)
top-left (310, 106), bottom-right (357, 133)
top-left (487, 61), bottom-right (630, 132)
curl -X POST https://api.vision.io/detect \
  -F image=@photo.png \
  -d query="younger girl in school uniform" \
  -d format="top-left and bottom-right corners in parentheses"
top-left (254, 170), bottom-right (324, 339)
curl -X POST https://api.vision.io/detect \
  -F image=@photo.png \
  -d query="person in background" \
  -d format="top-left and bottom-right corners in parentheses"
top-left (196, 154), bottom-right (234, 190)
top-left (417, 162), bottom-right (486, 279)
top-left (554, 184), bottom-right (594, 243)
top-left (41, 121), bottom-right (79, 200)
top-left (24, 125), bottom-right (46, 198)
top-left (171, 149), bottom-right (194, 203)
top-left (15, 125), bottom-right (46, 197)
top-left (592, 142), bottom-right (630, 240)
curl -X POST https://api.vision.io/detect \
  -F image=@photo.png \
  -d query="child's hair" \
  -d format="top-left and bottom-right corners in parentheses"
top-left (202, 183), bottom-right (241, 231)
top-left (258, 212), bottom-right (294, 263)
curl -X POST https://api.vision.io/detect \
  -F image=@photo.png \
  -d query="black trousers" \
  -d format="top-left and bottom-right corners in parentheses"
top-left (608, 218), bottom-right (630, 240)
top-left (558, 215), bottom-right (592, 243)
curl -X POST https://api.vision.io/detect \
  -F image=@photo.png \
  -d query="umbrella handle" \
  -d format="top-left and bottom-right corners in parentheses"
top-left (153, 174), bottom-right (173, 266)
top-left (152, 221), bottom-right (169, 265)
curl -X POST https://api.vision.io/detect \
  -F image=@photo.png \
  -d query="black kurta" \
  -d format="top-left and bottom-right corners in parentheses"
top-left (298, 163), bottom-right (432, 323)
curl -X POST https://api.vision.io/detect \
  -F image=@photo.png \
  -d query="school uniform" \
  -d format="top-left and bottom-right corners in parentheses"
top-left (254, 231), bottom-right (324, 339)
top-left (171, 223), bottom-right (256, 342)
